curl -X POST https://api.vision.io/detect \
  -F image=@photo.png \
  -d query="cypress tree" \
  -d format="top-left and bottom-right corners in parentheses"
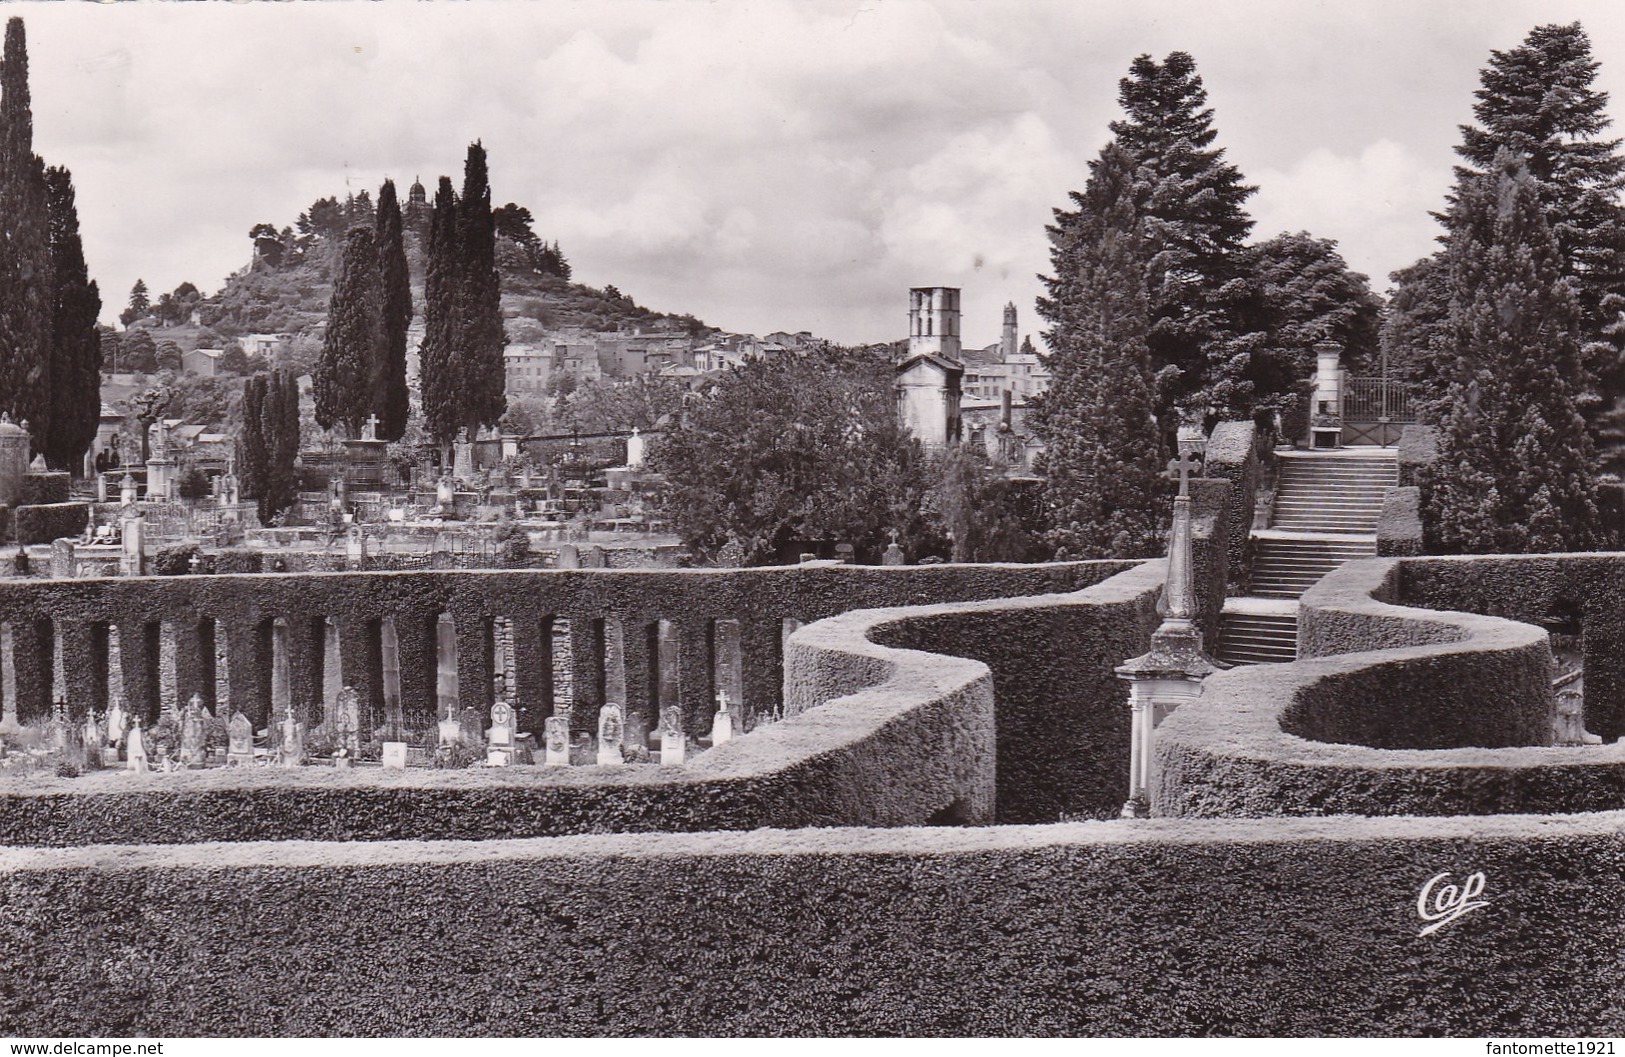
top-left (455, 141), bottom-right (506, 439)
top-left (42, 164), bottom-right (101, 473)
top-left (1033, 143), bottom-right (1168, 559)
top-left (243, 368), bottom-right (302, 525)
top-left (1109, 51), bottom-right (1256, 427)
top-left (0, 17), bottom-right (53, 444)
top-left (420, 176), bottom-right (463, 448)
top-left (1423, 151), bottom-right (1601, 553)
top-left (374, 178), bottom-right (412, 441)
top-left (313, 227), bottom-right (383, 438)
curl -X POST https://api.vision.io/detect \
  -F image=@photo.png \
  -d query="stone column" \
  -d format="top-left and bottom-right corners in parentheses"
top-left (1115, 455), bottom-right (1216, 818)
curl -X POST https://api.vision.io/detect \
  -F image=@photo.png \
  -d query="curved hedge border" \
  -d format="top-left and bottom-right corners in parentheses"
top-left (1155, 556), bottom-right (1625, 818)
top-left (4, 811), bottom-right (1624, 1036)
top-left (0, 560), bottom-right (1140, 845)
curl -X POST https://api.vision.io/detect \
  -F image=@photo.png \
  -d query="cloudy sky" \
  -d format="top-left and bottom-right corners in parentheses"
top-left (17, 0), bottom-right (1625, 347)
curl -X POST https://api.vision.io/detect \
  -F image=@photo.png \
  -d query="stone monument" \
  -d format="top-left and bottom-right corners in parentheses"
top-left (279, 708), bottom-right (306, 768)
top-left (659, 705), bottom-right (685, 766)
top-left (486, 700), bottom-right (516, 766)
top-left (596, 704), bottom-right (624, 765)
top-left (709, 689), bottom-right (734, 748)
top-left (543, 715), bottom-right (570, 768)
top-left (126, 725), bottom-right (149, 773)
top-left (226, 711), bottom-right (254, 767)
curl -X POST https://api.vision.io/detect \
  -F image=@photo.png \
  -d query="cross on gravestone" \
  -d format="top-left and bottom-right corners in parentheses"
top-left (710, 689), bottom-right (734, 748)
top-left (543, 715), bottom-right (570, 767)
top-left (362, 413), bottom-right (380, 442)
top-left (1166, 451), bottom-right (1202, 498)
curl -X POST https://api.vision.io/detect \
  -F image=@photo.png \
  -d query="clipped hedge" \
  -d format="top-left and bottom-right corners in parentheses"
top-left (1154, 557), bottom-right (1625, 819)
top-left (1201, 420), bottom-right (1261, 583)
top-left (1376, 486), bottom-right (1423, 557)
top-left (4, 813), bottom-right (1625, 1036)
top-left (19, 471), bottom-right (69, 505)
top-left (1396, 423), bottom-right (1438, 487)
top-left (14, 501), bottom-right (89, 545)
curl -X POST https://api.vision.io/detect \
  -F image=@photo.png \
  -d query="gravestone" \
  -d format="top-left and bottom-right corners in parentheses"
top-left (437, 710), bottom-right (463, 749)
top-left (556, 543), bottom-right (579, 570)
top-left (486, 701), bottom-right (516, 766)
top-left (179, 702), bottom-right (207, 769)
top-left (82, 712), bottom-right (103, 767)
top-left (346, 526), bottom-right (367, 569)
top-left (596, 704), bottom-right (624, 765)
top-left (335, 686), bottom-right (361, 755)
top-left (659, 705), bottom-right (686, 766)
top-left (50, 539), bottom-right (75, 579)
top-left (834, 542), bottom-right (855, 564)
top-left (543, 715), bottom-right (570, 767)
top-left (106, 699), bottom-right (127, 753)
top-left (882, 529), bottom-right (905, 567)
top-left (584, 545), bottom-right (607, 569)
top-left (126, 725), bottom-right (148, 773)
top-left (226, 711), bottom-right (254, 767)
top-left (279, 709), bottom-right (306, 768)
top-left (381, 741), bottom-right (408, 769)
top-left (120, 511), bottom-right (145, 577)
top-left (709, 689), bottom-right (734, 748)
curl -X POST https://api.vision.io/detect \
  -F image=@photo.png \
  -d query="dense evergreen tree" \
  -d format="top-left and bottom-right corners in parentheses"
top-left (121, 278), bottom-right (150, 326)
top-left (121, 328), bottom-right (157, 373)
top-left (313, 227), bottom-right (383, 438)
top-left (1392, 23), bottom-right (1625, 426)
top-left (419, 176), bottom-right (462, 447)
top-left (926, 446), bottom-right (1041, 563)
top-left (1109, 51), bottom-right (1257, 426)
top-left (42, 165), bottom-right (101, 473)
top-left (1208, 232), bottom-right (1381, 435)
top-left (374, 178), bottom-right (412, 441)
top-left (651, 346), bottom-right (928, 564)
top-left (156, 340), bottom-right (182, 373)
top-left (455, 142), bottom-right (506, 439)
top-left (241, 369), bottom-right (300, 525)
top-left (1422, 152), bottom-right (1601, 553)
top-left (1033, 143), bottom-right (1168, 559)
top-left (0, 17), bottom-right (53, 445)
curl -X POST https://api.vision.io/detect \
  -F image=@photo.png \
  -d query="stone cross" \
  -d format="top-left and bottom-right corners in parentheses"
top-left (710, 689), bottom-right (734, 748)
top-left (362, 413), bottom-right (380, 442)
top-left (596, 703), bottom-right (624, 766)
top-left (1166, 451), bottom-right (1201, 498)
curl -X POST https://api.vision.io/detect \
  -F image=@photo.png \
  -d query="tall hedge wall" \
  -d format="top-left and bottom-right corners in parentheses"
top-left (4, 813), bottom-right (1624, 1036)
top-left (14, 502), bottom-right (89, 545)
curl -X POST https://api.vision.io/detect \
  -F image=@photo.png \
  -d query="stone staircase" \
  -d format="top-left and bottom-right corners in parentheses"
top-left (1215, 449), bottom-right (1398, 667)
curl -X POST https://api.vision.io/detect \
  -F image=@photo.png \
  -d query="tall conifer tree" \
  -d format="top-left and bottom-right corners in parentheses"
top-left (0, 17), bottom-right (54, 444)
top-left (242, 368), bottom-right (301, 525)
top-left (1033, 143), bottom-right (1167, 558)
top-left (313, 227), bottom-right (383, 438)
top-left (420, 176), bottom-right (462, 448)
top-left (1109, 51), bottom-right (1256, 427)
top-left (42, 164), bottom-right (100, 473)
top-left (455, 141), bottom-right (506, 439)
top-left (374, 178), bottom-right (412, 441)
top-left (1423, 152), bottom-right (1601, 553)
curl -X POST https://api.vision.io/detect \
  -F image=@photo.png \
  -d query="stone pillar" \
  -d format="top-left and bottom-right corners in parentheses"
top-left (117, 620), bottom-right (162, 725)
top-left (568, 616), bottom-right (604, 736)
top-left (380, 618), bottom-right (404, 739)
top-left (510, 613), bottom-right (554, 736)
top-left (435, 613), bottom-right (459, 719)
top-left (120, 514), bottom-right (145, 577)
top-left (678, 618), bottom-right (716, 741)
top-left (60, 622), bottom-right (109, 723)
top-left (321, 618), bottom-right (343, 722)
top-left (270, 620), bottom-right (291, 724)
top-left (1115, 455), bottom-right (1216, 818)
top-left (224, 618), bottom-right (273, 730)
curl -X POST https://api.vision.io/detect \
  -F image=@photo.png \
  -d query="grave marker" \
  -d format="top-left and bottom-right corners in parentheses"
top-left (226, 711), bottom-right (254, 767)
top-left (279, 709), bottom-right (306, 768)
top-left (486, 701), bottom-right (516, 766)
top-left (710, 689), bottom-right (734, 748)
top-left (597, 703), bottom-right (624, 765)
top-left (381, 741), bottom-right (408, 769)
top-left (543, 715), bottom-right (570, 767)
top-left (660, 705), bottom-right (686, 766)
top-left (126, 726), bottom-right (148, 773)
